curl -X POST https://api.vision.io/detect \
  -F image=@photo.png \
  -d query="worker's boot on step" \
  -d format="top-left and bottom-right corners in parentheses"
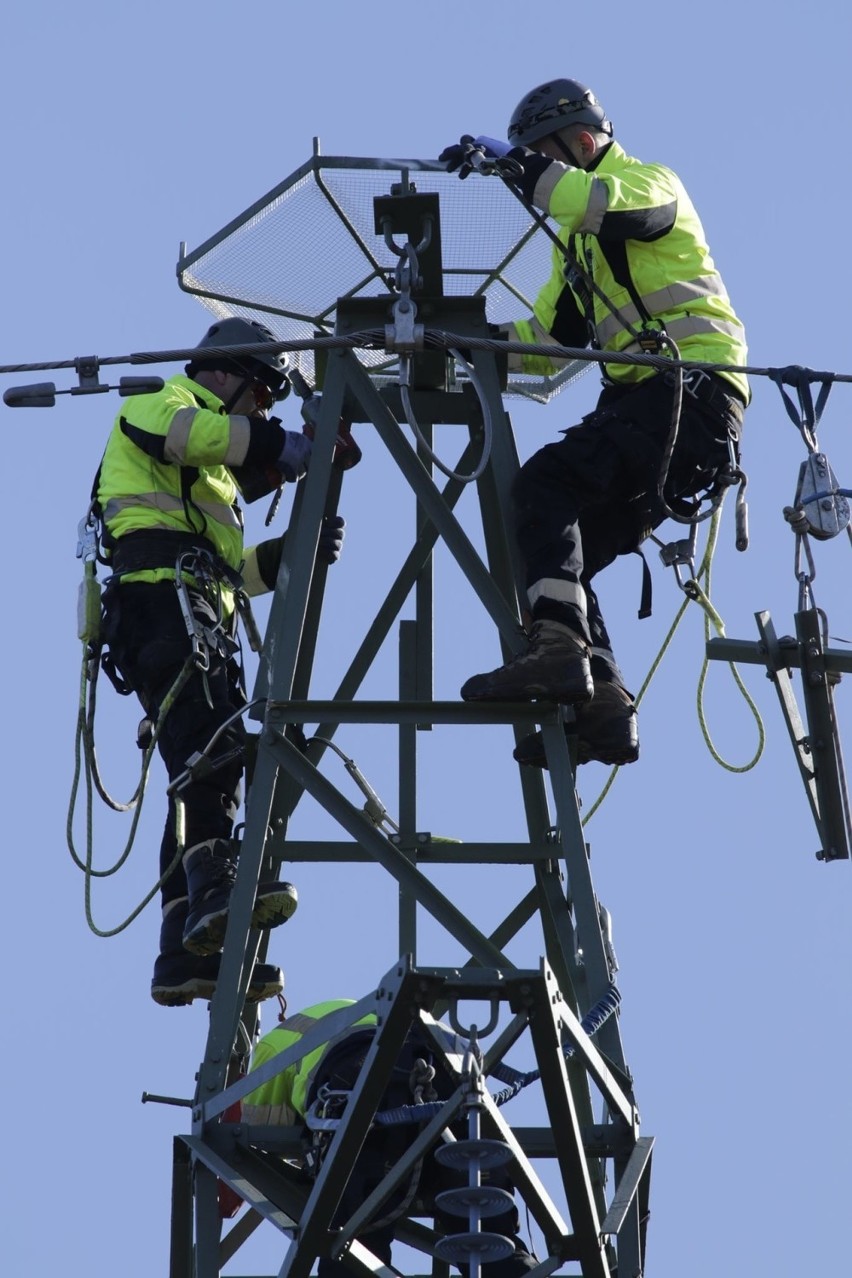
top-left (513, 683), bottom-right (639, 769)
top-left (182, 838), bottom-right (298, 957)
top-left (461, 620), bottom-right (593, 704)
top-left (151, 899), bottom-right (285, 1007)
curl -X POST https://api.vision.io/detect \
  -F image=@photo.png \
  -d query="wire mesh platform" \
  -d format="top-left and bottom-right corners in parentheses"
top-left (177, 141), bottom-right (588, 403)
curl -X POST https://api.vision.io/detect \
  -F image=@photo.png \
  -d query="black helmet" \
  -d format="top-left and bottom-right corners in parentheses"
top-left (508, 79), bottom-right (612, 148)
top-left (190, 317), bottom-right (290, 397)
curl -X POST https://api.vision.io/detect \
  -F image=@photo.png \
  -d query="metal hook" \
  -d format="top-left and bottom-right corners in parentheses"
top-left (448, 1000), bottom-right (500, 1041)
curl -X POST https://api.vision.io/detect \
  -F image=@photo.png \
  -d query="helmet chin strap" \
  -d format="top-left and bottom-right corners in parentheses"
top-left (222, 366), bottom-right (254, 414)
top-left (550, 134), bottom-right (579, 166)
top-left (223, 379), bottom-right (250, 413)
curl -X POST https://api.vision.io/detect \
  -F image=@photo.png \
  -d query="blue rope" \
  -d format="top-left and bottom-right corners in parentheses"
top-left (373, 985), bottom-right (622, 1126)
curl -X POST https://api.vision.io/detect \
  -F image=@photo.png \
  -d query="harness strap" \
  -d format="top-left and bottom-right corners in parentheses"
top-left (109, 529), bottom-right (244, 591)
top-left (597, 238), bottom-right (656, 330)
top-left (664, 367), bottom-right (745, 427)
top-left (769, 366), bottom-right (834, 452)
top-left (88, 456), bottom-right (117, 563)
top-left (566, 234), bottom-right (602, 350)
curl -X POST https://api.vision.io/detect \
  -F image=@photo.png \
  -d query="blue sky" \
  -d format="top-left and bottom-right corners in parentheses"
top-left (3, 3), bottom-right (851, 1276)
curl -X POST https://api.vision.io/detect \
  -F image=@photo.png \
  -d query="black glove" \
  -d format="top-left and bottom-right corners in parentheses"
top-left (505, 146), bottom-right (558, 204)
top-left (439, 134), bottom-right (479, 180)
top-left (250, 514), bottom-right (345, 589)
top-left (318, 514), bottom-right (345, 565)
top-left (278, 430), bottom-right (313, 482)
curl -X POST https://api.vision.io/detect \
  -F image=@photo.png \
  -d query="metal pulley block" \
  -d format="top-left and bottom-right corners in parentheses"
top-left (657, 522), bottom-right (698, 590)
top-left (385, 292), bottom-right (424, 353)
top-left (793, 452), bottom-right (850, 540)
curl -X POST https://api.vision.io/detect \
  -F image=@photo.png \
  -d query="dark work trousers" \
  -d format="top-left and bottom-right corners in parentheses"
top-left (310, 1035), bottom-right (538, 1278)
top-left (512, 372), bottom-right (743, 687)
top-left (101, 580), bottom-right (246, 909)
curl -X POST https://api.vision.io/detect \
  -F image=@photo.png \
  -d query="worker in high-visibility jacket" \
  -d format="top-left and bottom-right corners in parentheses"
top-left (243, 999), bottom-right (538, 1278)
top-left (440, 79), bottom-right (749, 769)
top-left (95, 318), bottom-right (345, 1007)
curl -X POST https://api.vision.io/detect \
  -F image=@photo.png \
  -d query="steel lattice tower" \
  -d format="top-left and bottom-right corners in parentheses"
top-left (168, 150), bottom-right (654, 1278)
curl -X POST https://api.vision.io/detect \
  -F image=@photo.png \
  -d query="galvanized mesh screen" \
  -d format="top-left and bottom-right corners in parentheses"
top-left (178, 153), bottom-right (588, 402)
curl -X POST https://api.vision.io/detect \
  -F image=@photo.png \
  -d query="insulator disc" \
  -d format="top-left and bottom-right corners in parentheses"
top-left (433, 1138), bottom-right (514, 1170)
top-left (433, 1232), bottom-right (516, 1264)
top-left (434, 1186), bottom-right (516, 1218)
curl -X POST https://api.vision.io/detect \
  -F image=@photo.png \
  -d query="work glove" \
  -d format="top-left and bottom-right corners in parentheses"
top-left (440, 135), bottom-right (525, 182)
top-left (505, 146), bottom-right (558, 205)
top-left (318, 514), bottom-right (346, 565)
top-left (439, 135), bottom-right (479, 179)
top-left (278, 430), bottom-right (313, 482)
top-left (247, 514), bottom-right (346, 593)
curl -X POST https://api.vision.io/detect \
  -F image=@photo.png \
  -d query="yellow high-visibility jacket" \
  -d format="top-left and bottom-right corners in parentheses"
top-left (242, 1000), bottom-right (377, 1126)
top-left (508, 141), bottom-right (749, 403)
top-left (242, 1001), bottom-right (468, 1128)
top-left (96, 373), bottom-right (287, 599)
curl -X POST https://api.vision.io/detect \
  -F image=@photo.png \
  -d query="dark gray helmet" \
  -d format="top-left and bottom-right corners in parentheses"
top-left (508, 79), bottom-right (612, 147)
top-left (190, 317), bottom-right (290, 396)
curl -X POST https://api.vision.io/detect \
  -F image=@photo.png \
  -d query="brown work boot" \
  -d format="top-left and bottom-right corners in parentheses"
top-left (460, 620), bottom-right (593, 704)
top-left (513, 683), bottom-right (639, 768)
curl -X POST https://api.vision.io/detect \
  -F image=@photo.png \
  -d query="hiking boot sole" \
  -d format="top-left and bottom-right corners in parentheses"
top-left (183, 885), bottom-right (298, 956)
top-left (513, 684), bottom-right (639, 769)
top-left (461, 666), bottom-right (593, 704)
top-left (514, 727), bottom-right (639, 769)
top-left (151, 962), bottom-right (284, 1007)
top-left (183, 909), bottom-right (229, 957)
top-left (252, 884), bottom-right (299, 930)
top-left (461, 680), bottom-right (593, 703)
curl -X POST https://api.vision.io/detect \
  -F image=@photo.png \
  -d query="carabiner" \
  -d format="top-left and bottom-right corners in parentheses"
top-left (174, 555), bottom-right (211, 673)
top-left (76, 506), bottom-right (100, 563)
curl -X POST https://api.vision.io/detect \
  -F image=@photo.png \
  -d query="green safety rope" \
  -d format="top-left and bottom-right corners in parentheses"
top-left (583, 509), bottom-right (765, 825)
top-left (67, 643), bottom-right (196, 937)
top-left (690, 533), bottom-right (766, 775)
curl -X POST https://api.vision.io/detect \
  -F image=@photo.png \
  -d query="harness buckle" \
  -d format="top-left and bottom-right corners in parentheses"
top-left (682, 368), bottom-right (712, 400)
top-left (637, 327), bottom-right (666, 354)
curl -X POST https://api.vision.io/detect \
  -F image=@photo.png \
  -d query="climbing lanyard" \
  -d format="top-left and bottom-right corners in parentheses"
top-left (67, 523), bottom-right (239, 936)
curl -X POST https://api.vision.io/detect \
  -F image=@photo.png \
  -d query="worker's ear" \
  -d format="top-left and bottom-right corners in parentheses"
top-left (575, 130), bottom-right (597, 162)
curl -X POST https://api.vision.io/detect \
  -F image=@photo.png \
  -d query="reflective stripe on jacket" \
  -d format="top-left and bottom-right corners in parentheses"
top-left (510, 141), bottom-right (749, 403)
top-left (242, 1000), bottom-right (378, 1126)
top-left (241, 1001), bottom-right (467, 1127)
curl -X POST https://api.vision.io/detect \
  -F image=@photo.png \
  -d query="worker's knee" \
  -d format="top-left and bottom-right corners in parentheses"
top-left (512, 445), bottom-right (558, 506)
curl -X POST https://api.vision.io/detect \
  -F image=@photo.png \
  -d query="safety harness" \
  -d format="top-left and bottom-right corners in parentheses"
top-left (67, 501), bottom-right (257, 936)
top-left (489, 149), bottom-right (750, 548)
